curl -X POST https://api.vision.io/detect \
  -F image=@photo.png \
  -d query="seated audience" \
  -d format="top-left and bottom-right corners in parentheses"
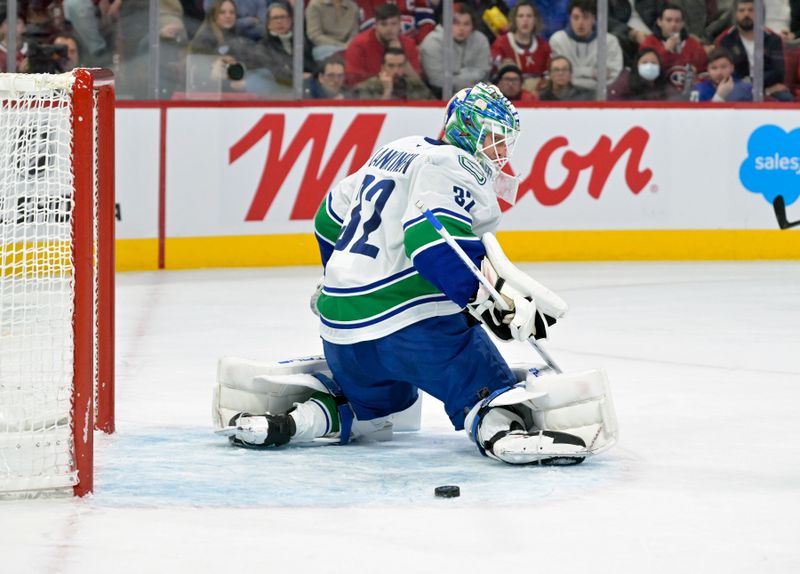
top-left (549, 0), bottom-right (623, 90)
top-left (305, 0), bottom-right (359, 63)
top-left (420, 2), bottom-right (491, 97)
top-left (305, 56), bottom-right (349, 98)
top-left (354, 46), bottom-right (432, 99)
top-left (716, 0), bottom-right (792, 101)
top-left (187, 0), bottom-right (254, 93)
top-left (641, 4), bottom-right (708, 92)
top-left (345, 3), bottom-right (422, 86)
top-left (692, 46), bottom-right (753, 100)
top-left (608, 47), bottom-right (673, 99)
top-left (538, 53), bottom-right (596, 99)
top-left (355, 0), bottom-right (436, 44)
top-left (491, 0), bottom-right (551, 91)
top-left (493, 61), bottom-right (538, 100)
top-left (204, 0), bottom-right (266, 41)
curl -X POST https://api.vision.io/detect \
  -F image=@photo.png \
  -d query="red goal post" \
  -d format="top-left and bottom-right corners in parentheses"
top-left (0, 69), bottom-right (115, 497)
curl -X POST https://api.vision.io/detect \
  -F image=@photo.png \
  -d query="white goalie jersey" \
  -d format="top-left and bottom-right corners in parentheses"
top-left (313, 135), bottom-right (502, 345)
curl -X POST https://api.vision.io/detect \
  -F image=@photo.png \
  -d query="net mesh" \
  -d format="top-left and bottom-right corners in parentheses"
top-left (0, 73), bottom-right (81, 492)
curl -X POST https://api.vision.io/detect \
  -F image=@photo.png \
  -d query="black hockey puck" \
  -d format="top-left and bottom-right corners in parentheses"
top-left (434, 485), bottom-right (460, 498)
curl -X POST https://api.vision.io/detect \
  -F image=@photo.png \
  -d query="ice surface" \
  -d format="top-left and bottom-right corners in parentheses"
top-left (2, 262), bottom-right (799, 573)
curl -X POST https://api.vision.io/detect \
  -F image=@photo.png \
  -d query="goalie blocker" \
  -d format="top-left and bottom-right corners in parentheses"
top-left (213, 356), bottom-right (618, 464)
top-left (467, 233), bottom-right (568, 342)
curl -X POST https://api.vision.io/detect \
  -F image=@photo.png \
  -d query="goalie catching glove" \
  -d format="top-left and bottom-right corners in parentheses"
top-left (467, 233), bottom-right (568, 341)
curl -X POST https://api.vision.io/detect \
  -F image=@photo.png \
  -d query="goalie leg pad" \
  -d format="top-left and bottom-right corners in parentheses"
top-left (525, 369), bottom-right (618, 455)
top-left (464, 384), bottom-right (587, 465)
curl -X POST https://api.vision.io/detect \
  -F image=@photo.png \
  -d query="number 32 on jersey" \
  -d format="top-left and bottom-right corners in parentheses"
top-left (335, 175), bottom-right (395, 258)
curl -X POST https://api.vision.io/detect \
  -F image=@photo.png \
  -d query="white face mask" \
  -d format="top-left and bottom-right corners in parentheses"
top-left (638, 62), bottom-right (660, 81)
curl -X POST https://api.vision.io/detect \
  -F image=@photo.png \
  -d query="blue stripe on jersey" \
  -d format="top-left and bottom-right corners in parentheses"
top-left (403, 207), bottom-right (472, 231)
top-left (412, 240), bottom-right (485, 308)
top-left (319, 294), bottom-right (450, 329)
top-left (326, 193), bottom-right (344, 224)
top-left (322, 267), bottom-right (417, 295)
top-left (315, 232), bottom-right (335, 268)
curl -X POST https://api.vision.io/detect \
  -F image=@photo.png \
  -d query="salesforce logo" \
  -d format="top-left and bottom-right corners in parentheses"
top-left (740, 125), bottom-right (800, 229)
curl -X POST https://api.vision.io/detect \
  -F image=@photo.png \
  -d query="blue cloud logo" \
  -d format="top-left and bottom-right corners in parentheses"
top-left (740, 125), bottom-right (800, 207)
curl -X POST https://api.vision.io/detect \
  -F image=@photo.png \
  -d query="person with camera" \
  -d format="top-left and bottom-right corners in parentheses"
top-left (188, 0), bottom-right (255, 94)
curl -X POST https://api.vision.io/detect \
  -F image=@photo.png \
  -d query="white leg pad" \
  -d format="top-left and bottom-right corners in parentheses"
top-left (525, 369), bottom-right (619, 455)
top-left (213, 356), bottom-right (422, 435)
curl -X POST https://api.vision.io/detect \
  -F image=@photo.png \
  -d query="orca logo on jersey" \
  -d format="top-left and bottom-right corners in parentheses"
top-left (458, 155), bottom-right (487, 185)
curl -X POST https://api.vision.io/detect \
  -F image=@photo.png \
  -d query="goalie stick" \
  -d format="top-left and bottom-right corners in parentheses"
top-left (415, 201), bottom-right (563, 374)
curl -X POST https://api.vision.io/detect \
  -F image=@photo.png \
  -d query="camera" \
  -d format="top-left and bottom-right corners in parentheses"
top-left (225, 62), bottom-right (245, 81)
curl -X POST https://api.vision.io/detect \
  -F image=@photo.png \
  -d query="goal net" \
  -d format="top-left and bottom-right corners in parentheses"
top-left (0, 70), bottom-right (115, 497)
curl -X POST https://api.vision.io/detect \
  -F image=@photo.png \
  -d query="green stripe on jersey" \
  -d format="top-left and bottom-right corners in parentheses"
top-left (404, 215), bottom-right (476, 258)
top-left (314, 198), bottom-right (342, 245)
top-left (317, 272), bottom-right (441, 322)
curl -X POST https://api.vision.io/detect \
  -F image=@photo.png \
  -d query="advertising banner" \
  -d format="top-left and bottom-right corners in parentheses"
top-left (115, 104), bottom-right (800, 268)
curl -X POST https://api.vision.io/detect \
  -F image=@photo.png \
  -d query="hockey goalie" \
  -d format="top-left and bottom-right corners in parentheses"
top-left (213, 82), bottom-right (618, 465)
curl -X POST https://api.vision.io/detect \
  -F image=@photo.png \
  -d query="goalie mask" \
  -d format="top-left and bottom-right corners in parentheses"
top-left (443, 83), bottom-right (521, 204)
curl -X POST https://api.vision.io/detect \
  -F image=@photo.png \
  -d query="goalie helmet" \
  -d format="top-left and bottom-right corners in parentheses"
top-left (442, 82), bottom-right (520, 176)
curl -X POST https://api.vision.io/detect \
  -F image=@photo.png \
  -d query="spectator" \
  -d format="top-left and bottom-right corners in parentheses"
top-left (53, 31), bottom-right (81, 70)
top-left (493, 61), bottom-right (538, 100)
top-left (154, 0), bottom-right (191, 98)
top-left (716, 0), bottom-right (792, 101)
top-left (608, 47), bottom-right (673, 99)
top-left (641, 4), bottom-right (708, 92)
top-left (491, 0), bottom-right (551, 91)
top-left (305, 0), bottom-right (359, 62)
top-left (354, 46), bottom-right (432, 99)
top-left (187, 0), bottom-right (253, 93)
top-left (538, 53), bottom-right (595, 98)
top-left (305, 56), bottom-right (349, 98)
top-left (0, 13), bottom-right (27, 73)
top-left (345, 3), bottom-right (422, 86)
top-left (532, 0), bottom-right (569, 38)
top-left (355, 0), bottom-right (436, 44)
top-left (692, 46), bottom-right (753, 100)
top-left (419, 2), bottom-right (491, 97)
top-left (549, 0), bottom-right (623, 90)
top-left (246, 2), bottom-right (316, 97)
top-left (765, 0), bottom-right (797, 41)
top-left (63, 0), bottom-right (118, 66)
top-left (668, 0), bottom-right (723, 43)
top-left (605, 0), bottom-right (653, 67)
top-left (203, 0), bottom-right (266, 41)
